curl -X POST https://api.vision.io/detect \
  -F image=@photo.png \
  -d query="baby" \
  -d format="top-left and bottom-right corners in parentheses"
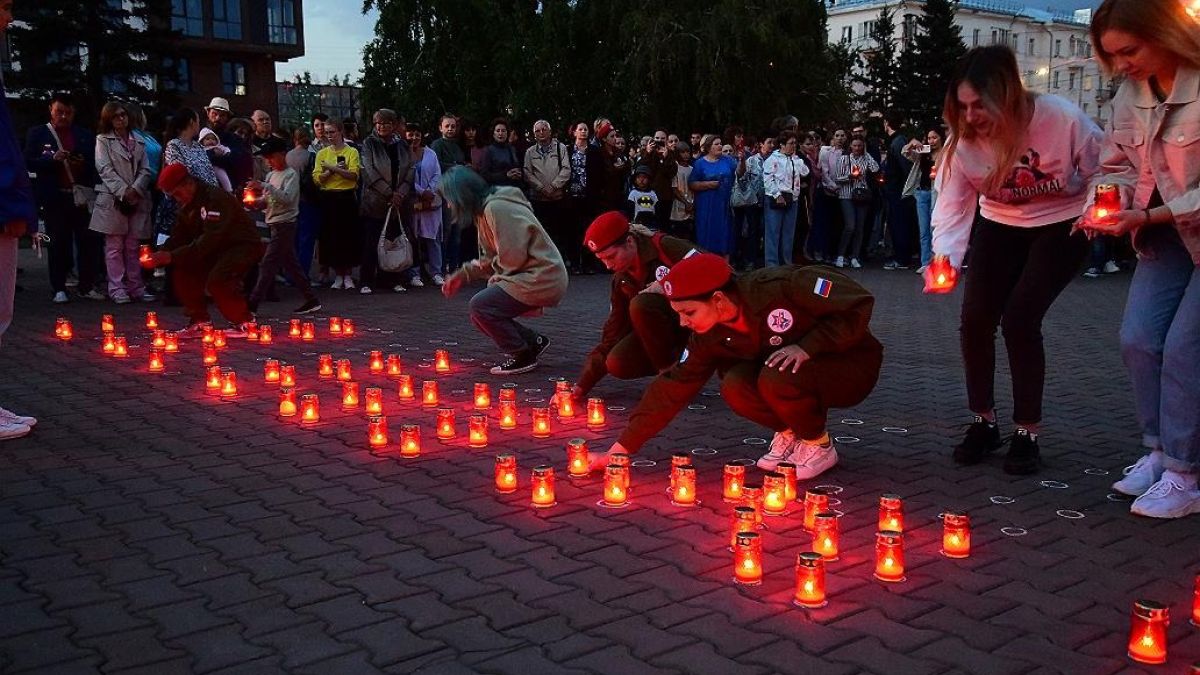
top-left (198, 127), bottom-right (233, 192)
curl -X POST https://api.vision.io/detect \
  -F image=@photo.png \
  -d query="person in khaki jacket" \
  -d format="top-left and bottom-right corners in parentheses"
top-left (440, 167), bottom-right (568, 375)
top-left (89, 102), bottom-right (153, 304)
top-left (523, 120), bottom-right (573, 261)
top-left (1080, 0), bottom-right (1200, 519)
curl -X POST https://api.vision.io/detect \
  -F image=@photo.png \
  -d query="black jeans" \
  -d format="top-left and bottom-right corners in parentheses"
top-left (960, 217), bottom-right (1087, 425)
top-left (44, 197), bottom-right (102, 294)
top-left (251, 221), bottom-right (316, 304)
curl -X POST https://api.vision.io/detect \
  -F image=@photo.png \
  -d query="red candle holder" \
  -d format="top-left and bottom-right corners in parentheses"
top-left (436, 408), bottom-right (455, 439)
top-left (494, 454), bottom-right (518, 493)
top-left (473, 383), bottom-right (491, 410)
top-left (530, 465), bottom-right (556, 508)
top-left (793, 552), bottom-right (828, 608)
top-left (850, 164), bottom-right (862, 178)
top-left (164, 333), bottom-right (179, 352)
top-left (941, 512), bottom-right (971, 558)
top-left (601, 464), bottom-right (629, 508)
top-left (554, 380), bottom-right (571, 401)
top-left (151, 330), bottom-right (167, 349)
top-left (742, 484), bottom-right (764, 529)
top-left (874, 530), bottom-right (906, 583)
top-left (367, 415), bottom-right (388, 448)
top-left (341, 319), bottom-right (355, 337)
top-left (498, 401), bottom-right (518, 430)
top-left (1127, 600), bottom-right (1169, 664)
top-left (776, 462), bottom-right (798, 502)
top-left (329, 317), bottom-right (343, 335)
top-left (723, 464), bottom-right (746, 503)
top-left (301, 322), bottom-right (315, 341)
top-left (399, 424), bottom-right (421, 457)
top-left (531, 408), bottom-right (551, 438)
top-left (102, 331), bottom-right (116, 353)
top-left (610, 452), bottom-right (631, 491)
top-left (318, 354), bottom-right (334, 379)
top-left (212, 329), bottom-right (227, 349)
top-left (421, 380), bottom-right (439, 407)
top-left (730, 506), bottom-right (757, 550)
top-left (468, 414), bottom-right (488, 448)
top-left (288, 319), bottom-right (301, 338)
top-left (763, 472), bottom-right (788, 516)
top-left (300, 394), bottom-right (320, 424)
top-left (336, 359), bottom-right (352, 382)
top-left (586, 398), bottom-right (606, 428)
top-left (669, 452), bottom-right (690, 495)
top-left (557, 393), bottom-right (576, 419)
top-left (201, 325), bottom-right (214, 344)
top-left (1093, 183), bottom-right (1121, 221)
top-left (924, 255), bottom-right (957, 294)
top-left (878, 494), bottom-right (904, 533)
top-left (386, 354), bottom-right (402, 377)
top-left (566, 438), bottom-right (590, 478)
top-left (55, 318), bottom-right (73, 340)
top-left (804, 488), bottom-right (830, 532)
top-left (113, 336), bottom-right (128, 358)
top-left (138, 244), bottom-right (151, 265)
top-left (280, 364), bottom-right (296, 388)
top-left (219, 369), bottom-right (238, 398)
top-left (364, 387), bottom-right (383, 415)
top-left (201, 344), bottom-right (217, 364)
top-left (812, 512), bottom-right (840, 561)
top-left (341, 381), bottom-right (360, 410)
top-left (434, 349), bottom-right (450, 373)
top-left (368, 351), bottom-right (384, 373)
top-left (733, 532), bottom-right (763, 586)
top-left (148, 349), bottom-right (165, 373)
top-left (397, 374), bottom-right (415, 401)
top-left (278, 387), bottom-right (297, 417)
top-left (499, 386), bottom-right (516, 404)
top-left (245, 322), bottom-right (259, 341)
top-left (205, 365), bottom-right (222, 394)
top-left (258, 325), bottom-right (273, 344)
top-left (1193, 573), bottom-right (1200, 627)
top-left (101, 314), bottom-right (115, 333)
top-left (264, 359), bottom-right (281, 383)
top-left (145, 311), bottom-right (158, 329)
top-left (671, 464), bottom-right (698, 507)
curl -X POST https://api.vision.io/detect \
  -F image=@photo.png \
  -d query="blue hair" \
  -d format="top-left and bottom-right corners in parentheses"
top-left (440, 166), bottom-right (495, 228)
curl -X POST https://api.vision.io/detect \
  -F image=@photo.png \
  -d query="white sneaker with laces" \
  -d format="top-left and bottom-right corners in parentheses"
top-left (1103, 260), bottom-right (1121, 274)
top-left (850, 258), bottom-right (862, 269)
top-left (331, 276), bottom-right (345, 290)
top-left (432, 274), bottom-right (445, 286)
top-left (52, 291), bottom-right (69, 304)
top-left (392, 284), bottom-right (407, 293)
top-left (409, 278), bottom-right (425, 288)
top-left (343, 276), bottom-right (356, 290)
top-left (757, 430), bottom-right (795, 471)
top-left (786, 438), bottom-right (839, 479)
top-left (1112, 452), bottom-right (1164, 496)
top-left (360, 285), bottom-right (373, 295)
top-left (1130, 471), bottom-right (1200, 519)
top-left (0, 421), bottom-right (32, 441)
top-left (0, 406), bottom-right (36, 426)
top-left (833, 256), bottom-right (846, 268)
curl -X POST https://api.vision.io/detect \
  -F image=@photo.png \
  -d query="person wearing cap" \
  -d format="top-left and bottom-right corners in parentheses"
top-left (591, 252), bottom-right (883, 479)
top-left (244, 137), bottom-right (322, 316)
top-left (587, 121), bottom-right (629, 215)
top-left (147, 163), bottom-right (263, 336)
top-left (625, 165), bottom-right (659, 228)
top-left (571, 211), bottom-right (696, 402)
top-left (204, 97), bottom-right (253, 194)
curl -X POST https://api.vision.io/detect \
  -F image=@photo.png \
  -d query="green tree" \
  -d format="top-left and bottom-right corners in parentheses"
top-left (852, 4), bottom-right (899, 119)
top-left (896, 0), bottom-right (967, 127)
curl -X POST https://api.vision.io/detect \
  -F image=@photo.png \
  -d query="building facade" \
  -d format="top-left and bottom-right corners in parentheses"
top-left (275, 80), bottom-right (363, 133)
top-left (825, 0), bottom-right (1114, 124)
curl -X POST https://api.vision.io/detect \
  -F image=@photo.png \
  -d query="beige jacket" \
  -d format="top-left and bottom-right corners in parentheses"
top-left (523, 141), bottom-right (571, 201)
top-left (89, 133), bottom-right (152, 237)
top-left (461, 187), bottom-right (569, 307)
top-left (1089, 66), bottom-right (1200, 263)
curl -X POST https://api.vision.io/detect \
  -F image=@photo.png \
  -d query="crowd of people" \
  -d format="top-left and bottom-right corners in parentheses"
top-left (0, 0), bottom-right (1195, 520)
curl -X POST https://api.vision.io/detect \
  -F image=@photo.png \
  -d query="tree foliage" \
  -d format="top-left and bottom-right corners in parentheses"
top-left (852, 4), bottom-right (898, 119)
top-left (895, 0), bottom-right (966, 128)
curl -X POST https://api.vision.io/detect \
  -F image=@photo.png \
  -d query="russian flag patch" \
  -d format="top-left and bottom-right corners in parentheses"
top-left (813, 277), bottom-right (833, 298)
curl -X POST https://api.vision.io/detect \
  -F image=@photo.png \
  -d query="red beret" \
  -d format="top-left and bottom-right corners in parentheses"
top-left (595, 121), bottom-right (614, 141)
top-left (157, 163), bottom-right (190, 192)
top-left (662, 253), bottom-right (733, 301)
top-left (584, 211), bottom-right (630, 253)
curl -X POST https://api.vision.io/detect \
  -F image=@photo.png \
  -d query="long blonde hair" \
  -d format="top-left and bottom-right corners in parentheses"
top-left (1090, 0), bottom-right (1200, 73)
top-left (940, 46), bottom-right (1035, 196)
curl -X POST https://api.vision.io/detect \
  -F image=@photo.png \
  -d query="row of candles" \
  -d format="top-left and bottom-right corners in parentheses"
top-left (56, 314), bottom-right (367, 345)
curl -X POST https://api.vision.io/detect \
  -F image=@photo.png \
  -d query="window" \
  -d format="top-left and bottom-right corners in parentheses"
top-left (1068, 72), bottom-right (1076, 90)
top-left (840, 26), bottom-right (853, 42)
top-left (222, 61), bottom-right (246, 96)
top-left (1054, 39), bottom-right (1062, 57)
top-left (972, 29), bottom-right (980, 46)
top-left (170, 0), bottom-right (202, 36)
top-left (167, 56), bottom-right (191, 92)
top-left (860, 21), bottom-right (876, 40)
top-left (1052, 71), bottom-right (1060, 89)
top-left (1028, 37), bottom-right (1035, 56)
top-left (212, 0), bottom-right (242, 40)
top-left (268, 0), bottom-right (298, 44)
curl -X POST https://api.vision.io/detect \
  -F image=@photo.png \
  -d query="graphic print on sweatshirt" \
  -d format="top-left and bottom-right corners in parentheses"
top-left (996, 147), bottom-right (1064, 204)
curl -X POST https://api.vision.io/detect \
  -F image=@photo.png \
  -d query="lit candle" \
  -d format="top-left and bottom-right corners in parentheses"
top-left (498, 401), bottom-right (517, 429)
top-left (803, 488), bottom-right (830, 532)
top-left (1093, 183), bottom-right (1121, 221)
top-left (364, 387), bottom-right (383, 415)
top-left (113, 336), bottom-right (128, 358)
top-left (213, 329), bottom-right (227, 348)
top-left (258, 325), bottom-right (273, 344)
top-left (301, 322), bottom-right (315, 341)
top-left (812, 512), bottom-right (840, 561)
top-left (434, 348), bottom-right (450, 373)
top-left (399, 424), bottom-right (421, 457)
top-left (421, 380), bottom-right (439, 407)
top-left (329, 317), bottom-right (342, 335)
top-left (397, 374), bottom-right (415, 401)
top-left (164, 333), bottom-right (179, 352)
top-left (610, 453), bottom-right (631, 491)
top-left (138, 244), bottom-right (152, 264)
top-left (742, 483), bottom-right (764, 529)
top-left (341, 381), bottom-right (360, 410)
top-left (278, 387), bottom-right (297, 417)
top-left (468, 414), bottom-right (488, 448)
top-left (566, 438), bottom-right (590, 478)
top-left (762, 472), bottom-right (787, 516)
top-left (288, 319), bottom-right (301, 338)
top-left (280, 364), bottom-right (296, 388)
top-left (56, 318), bottom-right (73, 340)
top-left (941, 512), bottom-right (971, 559)
top-left (557, 392), bottom-right (576, 419)
top-left (878, 494), bottom-right (904, 533)
top-left (669, 452), bottom-right (690, 495)
top-left (147, 349), bottom-right (164, 373)
top-left (776, 462), bottom-right (798, 502)
top-left (151, 330), bottom-right (166, 349)
top-left (499, 386), bottom-right (516, 404)
top-left (1127, 600), bottom-right (1169, 665)
top-left (367, 415), bottom-right (388, 448)
top-left (494, 453), bottom-right (518, 493)
top-left (874, 530), bottom-right (906, 583)
top-left (219, 369), bottom-right (238, 398)
top-left (368, 350), bottom-right (384, 373)
top-left (201, 325), bottom-right (214, 344)
top-left (925, 255), bottom-right (957, 294)
top-left (730, 506), bottom-right (757, 550)
top-left (670, 464), bottom-right (697, 507)
top-left (101, 314), bottom-right (114, 333)
top-left (300, 394), bottom-right (320, 424)
top-left (473, 382), bottom-right (491, 409)
top-left (793, 552), bottom-right (828, 608)
top-left (205, 365), bottom-right (222, 394)
top-left (145, 311), bottom-right (158, 329)
top-left (530, 465), bottom-right (556, 508)
top-left (245, 322), bottom-right (259, 341)
top-left (531, 408), bottom-right (551, 438)
top-left (602, 464), bottom-right (629, 507)
top-left (341, 319), bottom-right (355, 336)
top-left (318, 354), bottom-right (334, 379)
top-left (1194, 574), bottom-right (1200, 627)
top-left (586, 398), bottom-right (606, 428)
top-left (723, 464), bottom-right (746, 503)
top-left (850, 164), bottom-right (861, 178)
top-left (436, 408), bottom-right (455, 439)
top-left (102, 331), bottom-right (116, 353)
top-left (386, 354), bottom-right (402, 377)
top-left (554, 380), bottom-right (571, 401)
top-left (264, 359), bottom-right (281, 383)
top-left (732, 532), bottom-right (763, 586)
top-left (336, 359), bottom-right (352, 382)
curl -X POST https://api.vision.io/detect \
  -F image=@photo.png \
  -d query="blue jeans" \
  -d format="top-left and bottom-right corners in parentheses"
top-left (468, 284), bottom-right (540, 354)
top-left (914, 189), bottom-right (933, 266)
top-left (296, 200), bottom-right (319, 279)
top-left (763, 197), bottom-right (797, 268)
top-left (1119, 226), bottom-right (1200, 472)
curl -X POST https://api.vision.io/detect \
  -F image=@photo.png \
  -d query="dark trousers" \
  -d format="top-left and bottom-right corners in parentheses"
top-left (251, 221), bottom-right (316, 304)
top-left (468, 284), bottom-right (540, 354)
top-left (174, 245), bottom-right (261, 325)
top-left (44, 198), bottom-right (102, 293)
top-left (885, 190), bottom-right (915, 265)
top-left (719, 341), bottom-right (882, 439)
top-left (296, 199), bottom-right (319, 278)
top-left (531, 198), bottom-right (570, 265)
top-left (733, 206), bottom-right (764, 270)
top-left (606, 293), bottom-right (688, 379)
top-left (960, 218), bottom-right (1087, 425)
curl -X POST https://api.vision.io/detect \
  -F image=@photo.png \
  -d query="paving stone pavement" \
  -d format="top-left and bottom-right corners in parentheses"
top-left (2, 250), bottom-right (1197, 674)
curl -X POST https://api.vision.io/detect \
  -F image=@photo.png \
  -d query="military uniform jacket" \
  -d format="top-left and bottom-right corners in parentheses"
top-left (618, 265), bottom-right (882, 451)
top-left (164, 182), bottom-right (263, 268)
top-left (576, 233), bottom-right (698, 394)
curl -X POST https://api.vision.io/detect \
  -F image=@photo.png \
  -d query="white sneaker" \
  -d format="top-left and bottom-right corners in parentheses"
top-left (786, 438), bottom-right (839, 480)
top-left (1112, 452), bottom-right (1164, 496)
top-left (0, 421), bottom-right (32, 441)
top-left (1130, 471), bottom-right (1200, 519)
top-left (52, 291), bottom-right (69, 304)
top-left (833, 256), bottom-right (846, 268)
top-left (432, 274), bottom-right (445, 286)
top-left (850, 258), bottom-right (862, 269)
top-left (343, 276), bottom-right (356, 290)
top-left (360, 285), bottom-right (373, 295)
top-left (409, 278), bottom-right (425, 288)
top-left (331, 276), bottom-right (345, 290)
top-left (757, 430), bottom-right (795, 471)
top-left (1103, 260), bottom-right (1121, 274)
top-left (112, 292), bottom-right (131, 305)
top-left (392, 284), bottom-right (407, 293)
top-left (0, 406), bottom-right (37, 427)
top-left (916, 265), bottom-right (928, 275)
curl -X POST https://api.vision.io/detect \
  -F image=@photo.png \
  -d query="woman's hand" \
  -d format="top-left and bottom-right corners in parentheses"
top-left (765, 345), bottom-right (810, 373)
top-left (1081, 209), bottom-right (1143, 237)
top-left (123, 187), bottom-right (140, 204)
top-left (440, 270), bottom-right (467, 298)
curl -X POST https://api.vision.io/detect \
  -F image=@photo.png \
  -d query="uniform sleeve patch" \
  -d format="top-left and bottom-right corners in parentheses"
top-left (814, 277), bottom-right (832, 298)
